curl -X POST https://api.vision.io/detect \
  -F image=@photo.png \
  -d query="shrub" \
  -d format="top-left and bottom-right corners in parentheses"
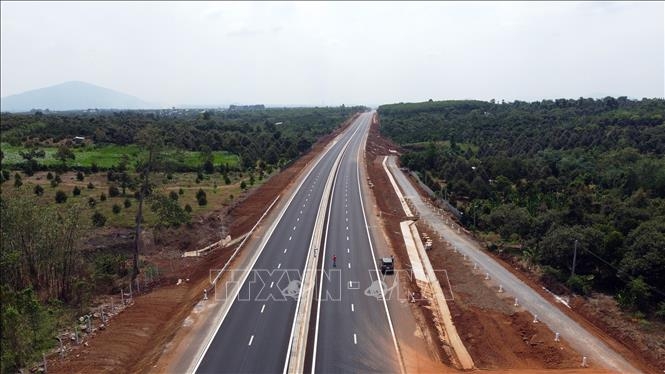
top-left (92, 211), bottom-right (107, 227)
top-left (108, 185), bottom-right (120, 197)
top-left (197, 195), bottom-right (207, 206)
top-left (34, 184), bottom-right (44, 196)
top-left (124, 198), bottom-right (131, 208)
top-left (14, 173), bottom-right (22, 188)
top-left (87, 182), bottom-right (95, 189)
top-left (169, 191), bottom-right (179, 201)
top-left (240, 181), bottom-right (247, 190)
top-left (112, 204), bottom-right (121, 214)
top-left (100, 192), bottom-right (107, 201)
top-left (46, 172), bottom-right (54, 180)
top-left (184, 204), bottom-right (192, 213)
top-left (55, 190), bottom-right (67, 203)
top-left (76, 171), bottom-right (84, 181)
top-left (88, 197), bottom-right (96, 207)
top-left (72, 186), bottom-right (81, 196)
top-left (224, 174), bottom-right (231, 185)
top-left (91, 163), bottom-right (99, 173)
top-left (50, 179), bottom-right (58, 188)
top-left (178, 187), bottom-right (184, 195)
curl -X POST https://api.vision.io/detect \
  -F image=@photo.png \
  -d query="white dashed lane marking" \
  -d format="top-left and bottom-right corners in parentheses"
top-left (284, 248), bottom-right (288, 253)
top-left (353, 334), bottom-right (357, 345)
top-left (260, 305), bottom-right (265, 313)
top-left (348, 263), bottom-right (351, 269)
top-left (270, 282), bottom-right (274, 288)
top-left (248, 335), bottom-right (255, 346)
top-left (351, 304), bottom-right (355, 312)
top-left (347, 248), bottom-right (350, 253)
top-left (277, 263), bottom-right (281, 269)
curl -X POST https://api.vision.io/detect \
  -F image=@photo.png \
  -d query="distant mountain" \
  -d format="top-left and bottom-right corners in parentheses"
top-left (0, 81), bottom-right (155, 112)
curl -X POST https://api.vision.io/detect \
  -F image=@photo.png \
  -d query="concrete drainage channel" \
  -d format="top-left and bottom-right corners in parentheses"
top-left (384, 156), bottom-right (475, 371)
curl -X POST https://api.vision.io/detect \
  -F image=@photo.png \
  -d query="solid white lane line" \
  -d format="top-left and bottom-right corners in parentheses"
top-left (270, 282), bottom-right (274, 288)
top-left (248, 335), bottom-right (255, 346)
top-left (351, 304), bottom-right (355, 312)
top-left (277, 263), bottom-right (282, 269)
top-left (353, 334), bottom-right (357, 345)
top-left (261, 305), bottom-right (266, 313)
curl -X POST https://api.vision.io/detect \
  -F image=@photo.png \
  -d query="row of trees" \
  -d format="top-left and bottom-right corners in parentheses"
top-left (378, 98), bottom-right (665, 316)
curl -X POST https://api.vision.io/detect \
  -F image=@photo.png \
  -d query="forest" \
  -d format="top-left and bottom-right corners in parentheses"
top-left (0, 106), bottom-right (362, 372)
top-left (378, 98), bottom-right (665, 317)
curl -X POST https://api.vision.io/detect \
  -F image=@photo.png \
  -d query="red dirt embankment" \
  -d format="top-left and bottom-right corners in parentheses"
top-left (47, 113), bottom-right (360, 374)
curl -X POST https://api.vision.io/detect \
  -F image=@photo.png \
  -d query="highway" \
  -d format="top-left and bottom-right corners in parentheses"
top-left (311, 112), bottom-right (401, 373)
top-left (194, 113), bottom-right (373, 374)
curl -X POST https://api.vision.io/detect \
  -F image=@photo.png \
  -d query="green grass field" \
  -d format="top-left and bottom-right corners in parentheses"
top-left (0, 143), bottom-right (239, 170)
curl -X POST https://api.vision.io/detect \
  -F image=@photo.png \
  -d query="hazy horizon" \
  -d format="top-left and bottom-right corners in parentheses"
top-left (1, 1), bottom-right (663, 107)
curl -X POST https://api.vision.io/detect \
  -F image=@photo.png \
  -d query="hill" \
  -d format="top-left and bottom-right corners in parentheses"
top-left (0, 81), bottom-right (154, 112)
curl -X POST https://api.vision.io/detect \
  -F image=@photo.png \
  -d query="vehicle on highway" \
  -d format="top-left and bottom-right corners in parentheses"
top-left (380, 257), bottom-right (394, 274)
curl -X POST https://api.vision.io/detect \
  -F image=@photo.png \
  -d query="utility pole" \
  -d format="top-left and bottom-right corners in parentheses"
top-left (572, 239), bottom-right (578, 277)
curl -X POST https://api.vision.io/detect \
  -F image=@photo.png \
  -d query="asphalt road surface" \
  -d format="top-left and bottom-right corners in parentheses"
top-left (194, 114), bottom-right (370, 374)
top-left (386, 156), bottom-right (641, 374)
top-left (312, 113), bottom-right (401, 373)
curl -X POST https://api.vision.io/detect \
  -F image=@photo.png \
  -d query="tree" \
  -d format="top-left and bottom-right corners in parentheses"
top-left (87, 182), bottom-right (95, 189)
top-left (132, 126), bottom-right (163, 281)
top-left (169, 191), bottom-right (179, 201)
top-left (55, 190), bottom-right (67, 203)
top-left (150, 194), bottom-right (190, 228)
top-left (112, 204), bottom-right (121, 214)
top-left (33, 184), bottom-right (44, 196)
top-left (55, 144), bottom-right (75, 169)
top-left (108, 185), bottom-right (120, 197)
top-left (240, 180), bottom-right (247, 190)
top-left (92, 211), bottom-right (107, 227)
top-left (72, 186), bottom-right (81, 196)
top-left (19, 148), bottom-right (45, 176)
top-left (100, 192), bottom-right (107, 201)
top-left (76, 171), bottom-right (84, 181)
top-left (124, 198), bottom-right (132, 208)
top-left (196, 188), bottom-right (207, 206)
top-left (13, 173), bottom-right (22, 188)
top-left (88, 197), bottom-right (96, 207)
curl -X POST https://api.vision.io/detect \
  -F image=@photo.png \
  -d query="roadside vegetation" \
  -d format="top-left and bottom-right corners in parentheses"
top-left (378, 98), bottom-right (665, 318)
top-left (0, 105), bottom-right (362, 372)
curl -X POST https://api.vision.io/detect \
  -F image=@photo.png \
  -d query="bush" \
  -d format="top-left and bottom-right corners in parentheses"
top-left (92, 211), bottom-right (107, 227)
top-left (100, 192), bottom-right (107, 201)
top-left (178, 188), bottom-right (184, 195)
top-left (124, 198), bottom-right (131, 208)
top-left (197, 195), bottom-right (207, 206)
top-left (50, 179), bottom-right (58, 188)
top-left (34, 184), bottom-right (44, 196)
top-left (46, 172), bottom-right (54, 180)
top-left (13, 173), bottom-right (22, 188)
top-left (224, 174), bottom-right (231, 185)
top-left (87, 182), bottom-right (95, 189)
top-left (91, 163), bottom-right (99, 173)
top-left (88, 197), bottom-right (96, 207)
top-left (55, 190), bottom-right (67, 203)
top-left (108, 185), bottom-right (120, 197)
top-left (169, 191), bottom-right (179, 201)
top-left (112, 204), bottom-right (121, 214)
top-left (72, 186), bottom-right (81, 196)
top-left (76, 171), bottom-right (84, 181)
top-left (184, 204), bottom-right (192, 213)
top-left (240, 181), bottom-right (247, 190)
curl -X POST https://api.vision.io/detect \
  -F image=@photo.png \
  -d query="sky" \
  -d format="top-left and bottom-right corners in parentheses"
top-left (1, 1), bottom-right (663, 107)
